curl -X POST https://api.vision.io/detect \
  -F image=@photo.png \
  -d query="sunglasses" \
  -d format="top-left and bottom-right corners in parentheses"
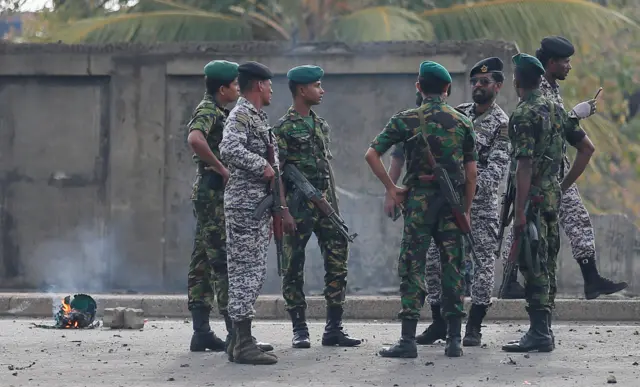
top-left (469, 77), bottom-right (494, 87)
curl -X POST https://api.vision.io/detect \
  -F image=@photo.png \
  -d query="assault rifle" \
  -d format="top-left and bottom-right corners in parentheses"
top-left (253, 129), bottom-right (285, 276)
top-left (496, 173), bottom-right (516, 298)
top-left (281, 163), bottom-right (358, 243)
top-left (416, 110), bottom-right (478, 263)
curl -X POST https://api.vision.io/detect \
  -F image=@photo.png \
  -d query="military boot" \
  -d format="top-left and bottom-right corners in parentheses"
top-left (189, 307), bottom-right (226, 352)
top-left (222, 311), bottom-right (273, 355)
top-left (416, 304), bottom-right (447, 345)
top-left (502, 266), bottom-right (526, 299)
top-left (321, 305), bottom-right (362, 347)
top-left (579, 257), bottom-right (628, 300)
top-left (463, 304), bottom-right (488, 347)
top-left (445, 316), bottom-right (463, 357)
top-left (548, 312), bottom-right (555, 349)
top-left (232, 320), bottom-right (278, 365)
top-left (289, 308), bottom-right (311, 348)
top-left (502, 309), bottom-right (553, 353)
top-left (378, 319), bottom-right (418, 358)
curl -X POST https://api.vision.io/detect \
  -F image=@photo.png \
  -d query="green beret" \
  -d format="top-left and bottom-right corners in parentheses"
top-left (203, 60), bottom-right (239, 82)
top-left (287, 65), bottom-right (324, 84)
top-left (419, 61), bottom-right (452, 83)
top-left (511, 53), bottom-right (545, 76)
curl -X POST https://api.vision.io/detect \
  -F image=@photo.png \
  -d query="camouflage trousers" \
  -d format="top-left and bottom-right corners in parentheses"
top-left (501, 183), bottom-right (594, 307)
top-left (426, 213), bottom-right (498, 306)
top-left (187, 192), bottom-right (228, 314)
top-left (225, 209), bottom-right (271, 322)
top-left (398, 189), bottom-right (466, 320)
top-left (282, 192), bottom-right (348, 311)
top-left (510, 210), bottom-right (560, 312)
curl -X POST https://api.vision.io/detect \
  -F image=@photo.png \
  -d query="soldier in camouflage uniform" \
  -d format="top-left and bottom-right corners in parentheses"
top-left (366, 61), bottom-right (478, 359)
top-left (274, 65), bottom-right (361, 349)
top-left (502, 53), bottom-right (594, 353)
top-left (389, 58), bottom-right (511, 348)
top-left (220, 61), bottom-right (295, 365)
top-left (501, 36), bottom-right (627, 301)
top-left (185, 60), bottom-right (239, 353)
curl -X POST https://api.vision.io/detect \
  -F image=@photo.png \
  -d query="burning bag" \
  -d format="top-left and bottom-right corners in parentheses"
top-left (55, 294), bottom-right (98, 328)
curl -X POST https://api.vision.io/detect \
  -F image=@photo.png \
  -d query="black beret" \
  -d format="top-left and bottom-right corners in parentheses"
top-left (470, 57), bottom-right (503, 77)
top-left (539, 36), bottom-right (575, 58)
top-left (238, 61), bottom-right (273, 80)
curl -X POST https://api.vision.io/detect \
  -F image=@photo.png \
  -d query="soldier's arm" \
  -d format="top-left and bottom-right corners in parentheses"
top-left (462, 120), bottom-right (478, 214)
top-left (476, 122), bottom-right (512, 196)
top-left (511, 113), bottom-right (539, 225)
top-left (560, 110), bottom-right (594, 192)
top-left (186, 109), bottom-right (227, 173)
top-left (220, 112), bottom-right (268, 177)
top-left (388, 144), bottom-right (406, 185)
top-left (365, 115), bottom-right (409, 191)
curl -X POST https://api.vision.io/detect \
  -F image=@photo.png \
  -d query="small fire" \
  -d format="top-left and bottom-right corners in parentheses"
top-left (60, 298), bottom-right (80, 329)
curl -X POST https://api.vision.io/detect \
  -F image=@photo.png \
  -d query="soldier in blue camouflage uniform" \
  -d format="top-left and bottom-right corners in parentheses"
top-left (391, 58), bottom-right (510, 348)
top-left (502, 53), bottom-right (594, 353)
top-left (185, 60), bottom-right (239, 352)
top-left (220, 61), bottom-right (295, 365)
top-left (274, 65), bottom-right (361, 349)
top-left (500, 36), bottom-right (627, 301)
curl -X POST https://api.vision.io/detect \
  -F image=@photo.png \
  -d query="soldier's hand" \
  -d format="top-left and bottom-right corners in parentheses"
top-left (282, 209), bottom-right (296, 234)
top-left (570, 100), bottom-right (596, 119)
top-left (263, 163), bottom-right (275, 181)
top-left (514, 209), bottom-right (526, 228)
top-left (220, 167), bottom-right (230, 186)
top-left (383, 191), bottom-right (396, 217)
top-left (386, 185), bottom-right (408, 208)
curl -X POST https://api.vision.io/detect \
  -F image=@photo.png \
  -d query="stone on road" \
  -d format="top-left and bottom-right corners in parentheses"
top-left (1, 318), bottom-right (640, 386)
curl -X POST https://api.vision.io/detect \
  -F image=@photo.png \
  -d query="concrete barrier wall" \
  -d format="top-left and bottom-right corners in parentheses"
top-left (0, 40), bottom-right (636, 297)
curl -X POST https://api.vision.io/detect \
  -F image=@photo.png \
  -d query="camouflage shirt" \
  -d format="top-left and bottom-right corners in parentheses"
top-left (455, 102), bottom-right (511, 219)
top-left (273, 107), bottom-right (333, 191)
top-left (220, 97), bottom-right (279, 211)
top-left (187, 93), bottom-right (229, 197)
top-left (509, 89), bottom-right (586, 213)
top-left (540, 76), bottom-right (574, 178)
top-left (370, 96), bottom-right (478, 190)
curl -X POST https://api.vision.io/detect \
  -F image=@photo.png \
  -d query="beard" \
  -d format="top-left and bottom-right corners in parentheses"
top-left (472, 89), bottom-right (494, 104)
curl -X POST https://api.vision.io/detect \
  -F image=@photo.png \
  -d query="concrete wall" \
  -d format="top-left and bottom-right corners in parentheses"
top-left (0, 40), bottom-right (636, 297)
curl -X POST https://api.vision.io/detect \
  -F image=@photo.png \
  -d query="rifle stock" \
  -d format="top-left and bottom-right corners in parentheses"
top-left (282, 164), bottom-right (358, 243)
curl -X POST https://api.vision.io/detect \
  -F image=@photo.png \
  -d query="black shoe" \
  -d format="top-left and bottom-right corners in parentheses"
top-left (416, 304), bottom-right (447, 345)
top-left (189, 307), bottom-right (226, 352)
top-left (289, 308), bottom-right (311, 349)
top-left (502, 309), bottom-right (553, 353)
top-left (321, 305), bottom-right (361, 347)
top-left (378, 319), bottom-right (418, 358)
top-left (445, 317), bottom-right (463, 357)
top-left (463, 304), bottom-right (487, 347)
top-left (579, 257), bottom-right (628, 299)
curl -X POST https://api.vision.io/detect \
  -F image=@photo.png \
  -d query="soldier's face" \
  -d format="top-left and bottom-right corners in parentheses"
top-left (300, 81), bottom-right (324, 106)
top-left (258, 80), bottom-right (273, 106)
top-left (470, 73), bottom-right (500, 104)
top-left (220, 78), bottom-right (240, 104)
top-left (550, 57), bottom-right (572, 80)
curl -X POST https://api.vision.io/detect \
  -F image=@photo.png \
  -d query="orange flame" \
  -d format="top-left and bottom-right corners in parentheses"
top-left (60, 298), bottom-right (79, 329)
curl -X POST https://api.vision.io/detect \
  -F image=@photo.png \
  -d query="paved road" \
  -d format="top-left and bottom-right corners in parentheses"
top-left (1, 318), bottom-right (639, 387)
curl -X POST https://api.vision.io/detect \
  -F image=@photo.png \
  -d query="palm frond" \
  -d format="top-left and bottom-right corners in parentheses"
top-left (324, 6), bottom-right (435, 42)
top-left (422, 0), bottom-right (640, 52)
top-left (46, 10), bottom-right (253, 43)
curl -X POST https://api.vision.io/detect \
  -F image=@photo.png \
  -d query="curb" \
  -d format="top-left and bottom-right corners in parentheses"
top-left (1, 293), bottom-right (639, 321)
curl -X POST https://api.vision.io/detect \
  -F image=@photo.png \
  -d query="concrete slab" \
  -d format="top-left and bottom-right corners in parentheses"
top-left (2, 318), bottom-right (640, 387)
top-left (2, 293), bottom-right (640, 321)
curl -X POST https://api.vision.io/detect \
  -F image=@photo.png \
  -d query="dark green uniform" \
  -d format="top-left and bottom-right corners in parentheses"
top-left (274, 107), bottom-right (348, 310)
top-left (187, 93), bottom-right (229, 314)
top-left (502, 53), bottom-right (586, 353)
top-left (276, 64), bottom-right (361, 349)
